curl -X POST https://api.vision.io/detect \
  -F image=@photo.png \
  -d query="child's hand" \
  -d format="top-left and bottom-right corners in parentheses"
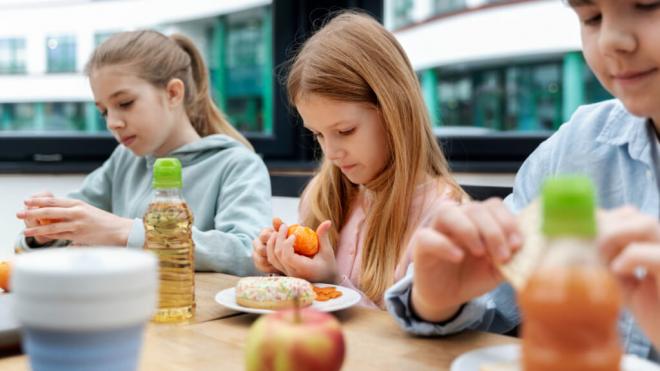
top-left (265, 220), bottom-right (338, 283)
top-left (411, 199), bottom-right (522, 322)
top-left (20, 191), bottom-right (54, 245)
top-left (598, 207), bottom-right (660, 348)
top-left (16, 197), bottom-right (134, 246)
top-left (252, 219), bottom-right (283, 274)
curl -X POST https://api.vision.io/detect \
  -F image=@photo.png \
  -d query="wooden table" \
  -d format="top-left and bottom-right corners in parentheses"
top-left (0, 273), bottom-right (518, 370)
top-left (192, 273), bottom-right (240, 322)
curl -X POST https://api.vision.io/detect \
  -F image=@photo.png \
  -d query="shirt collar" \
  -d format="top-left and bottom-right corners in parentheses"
top-left (596, 101), bottom-right (654, 164)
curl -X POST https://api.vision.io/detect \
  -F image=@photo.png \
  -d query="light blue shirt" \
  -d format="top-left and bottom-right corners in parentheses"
top-left (385, 100), bottom-right (660, 360)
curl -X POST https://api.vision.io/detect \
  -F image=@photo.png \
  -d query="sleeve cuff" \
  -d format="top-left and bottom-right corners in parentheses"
top-left (126, 218), bottom-right (145, 249)
top-left (15, 233), bottom-right (69, 253)
top-left (385, 264), bottom-right (489, 336)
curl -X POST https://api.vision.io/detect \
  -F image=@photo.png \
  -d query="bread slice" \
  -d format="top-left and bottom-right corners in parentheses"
top-left (496, 201), bottom-right (546, 290)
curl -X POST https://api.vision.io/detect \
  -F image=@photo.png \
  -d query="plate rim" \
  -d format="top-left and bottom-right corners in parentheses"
top-left (450, 343), bottom-right (660, 371)
top-left (214, 283), bottom-right (362, 315)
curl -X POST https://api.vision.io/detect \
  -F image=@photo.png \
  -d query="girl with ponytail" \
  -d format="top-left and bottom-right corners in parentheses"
top-left (16, 30), bottom-right (271, 276)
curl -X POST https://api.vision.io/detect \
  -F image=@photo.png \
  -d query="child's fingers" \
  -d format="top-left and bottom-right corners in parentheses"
top-left (24, 197), bottom-right (78, 209)
top-left (484, 198), bottom-right (522, 252)
top-left (24, 222), bottom-right (76, 238)
top-left (414, 228), bottom-right (464, 264)
top-left (272, 217), bottom-right (283, 232)
top-left (274, 223), bottom-right (291, 250)
top-left (16, 207), bottom-right (71, 221)
top-left (611, 243), bottom-right (660, 277)
top-left (432, 205), bottom-right (485, 257)
top-left (30, 191), bottom-right (54, 198)
top-left (275, 235), bottom-right (303, 271)
top-left (266, 233), bottom-right (284, 272)
top-left (273, 225), bottom-right (294, 263)
top-left (253, 248), bottom-right (279, 274)
top-left (316, 220), bottom-right (332, 237)
top-left (315, 220), bottom-right (333, 256)
top-left (258, 227), bottom-right (273, 244)
top-left (252, 238), bottom-right (268, 258)
top-left (464, 204), bottom-right (510, 263)
top-left (599, 209), bottom-right (660, 263)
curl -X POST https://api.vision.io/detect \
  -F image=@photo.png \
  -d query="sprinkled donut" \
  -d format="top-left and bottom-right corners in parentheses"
top-left (235, 276), bottom-right (315, 310)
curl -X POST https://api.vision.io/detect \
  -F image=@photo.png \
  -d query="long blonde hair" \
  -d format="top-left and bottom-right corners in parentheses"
top-left (287, 11), bottom-right (465, 304)
top-left (85, 30), bottom-right (253, 150)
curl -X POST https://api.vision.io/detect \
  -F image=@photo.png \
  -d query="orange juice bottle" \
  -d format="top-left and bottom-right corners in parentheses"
top-left (519, 176), bottom-right (622, 371)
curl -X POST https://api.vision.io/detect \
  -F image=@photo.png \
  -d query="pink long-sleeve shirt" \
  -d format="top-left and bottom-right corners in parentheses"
top-left (301, 179), bottom-right (459, 309)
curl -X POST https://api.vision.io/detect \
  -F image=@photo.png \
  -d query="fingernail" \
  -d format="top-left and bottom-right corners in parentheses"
top-left (16, 211), bottom-right (25, 218)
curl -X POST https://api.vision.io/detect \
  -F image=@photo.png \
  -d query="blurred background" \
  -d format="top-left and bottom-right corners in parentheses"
top-left (0, 0), bottom-right (610, 256)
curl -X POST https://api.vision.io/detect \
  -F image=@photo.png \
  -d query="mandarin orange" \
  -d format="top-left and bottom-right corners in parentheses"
top-left (287, 224), bottom-right (319, 257)
top-left (0, 261), bottom-right (11, 292)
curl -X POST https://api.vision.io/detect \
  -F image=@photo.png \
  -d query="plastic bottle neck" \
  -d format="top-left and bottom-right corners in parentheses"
top-left (542, 236), bottom-right (600, 268)
top-left (152, 188), bottom-right (184, 202)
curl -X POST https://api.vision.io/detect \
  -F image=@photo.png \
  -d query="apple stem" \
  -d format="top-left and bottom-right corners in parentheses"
top-left (293, 294), bottom-right (301, 324)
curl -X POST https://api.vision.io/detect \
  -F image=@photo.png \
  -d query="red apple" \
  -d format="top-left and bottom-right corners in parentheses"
top-left (245, 307), bottom-right (345, 371)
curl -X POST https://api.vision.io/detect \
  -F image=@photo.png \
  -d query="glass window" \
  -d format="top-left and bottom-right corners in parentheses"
top-left (0, 103), bottom-right (36, 131)
top-left (46, 35), bottom-right (76, 73)
top-left (433, 0), bottom-right (467, 15)
top-left (94, 32), bottom-right (114, 47)
top-left (392, 0), bottom-right (415, 28)
top-left (218, 6), bottom-right (272, 135)
top-left (473, 70), bottom-right (504, 130)
top-left (0, 38), bottom-right (26, 74)
top-left (439, 76), bottom-right (473, 127)
top-left (0, 102), bottom-right (91, 132)
top-left (438, 61), bottom-right (563, 132)
top-left (584, 68), bottom-right (612, 103)
top-left (43, 102), bottom-right (86, 132)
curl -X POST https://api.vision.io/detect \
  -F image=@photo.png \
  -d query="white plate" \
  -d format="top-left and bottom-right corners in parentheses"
top-left (214, 283), bottom-right (362, 314)
top-left (451, 344), bottom-right (660, 371)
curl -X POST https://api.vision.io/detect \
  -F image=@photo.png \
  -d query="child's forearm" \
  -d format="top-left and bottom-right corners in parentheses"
top-left (411, 284), bottom-right (462, 323)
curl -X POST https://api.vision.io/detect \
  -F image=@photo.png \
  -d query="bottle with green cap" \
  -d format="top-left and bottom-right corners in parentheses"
top-left (519, 176), bottom-right (622, 371)
top-left (143, 158), bottom-right (195, 323)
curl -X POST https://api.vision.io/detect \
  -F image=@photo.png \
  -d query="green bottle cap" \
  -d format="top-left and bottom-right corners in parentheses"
top-left (542, 176), bottom-right (596, 237)
top-left (152, 158), bottom-right (182, 189)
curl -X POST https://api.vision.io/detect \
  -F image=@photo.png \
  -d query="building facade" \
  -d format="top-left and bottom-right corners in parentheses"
top-left (0, 0), bottom-right (272, 136)
top-left (386, 0), bottom-right (610, 133)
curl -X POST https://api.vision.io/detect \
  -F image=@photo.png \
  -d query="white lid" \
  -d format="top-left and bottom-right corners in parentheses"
top-left (11, 248), bottom-right (158, 331)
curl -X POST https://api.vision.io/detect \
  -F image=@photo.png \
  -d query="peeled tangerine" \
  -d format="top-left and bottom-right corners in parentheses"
top-left (0, 261), bottom-right (11, 292)
top-left (287, 225), bottom-right (319, 257)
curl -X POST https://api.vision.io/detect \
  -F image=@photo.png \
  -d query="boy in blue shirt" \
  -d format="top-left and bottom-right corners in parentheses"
top-left (385, 0), bottom-right (660, 361)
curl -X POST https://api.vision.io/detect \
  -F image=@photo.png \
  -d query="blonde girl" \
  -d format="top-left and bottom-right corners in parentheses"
top-left (252, 11), bottom-right (465, 307)
top-left (17, 30), bottom-right (271, 275)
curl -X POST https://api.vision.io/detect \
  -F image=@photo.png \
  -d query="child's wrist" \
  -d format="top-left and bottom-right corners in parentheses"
top-left (114, 218), bottom-right (134, 246)
top-left (411, 285), bottom-right (462, 323)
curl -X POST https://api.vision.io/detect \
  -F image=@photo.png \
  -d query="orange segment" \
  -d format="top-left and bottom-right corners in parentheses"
top-left (287, 224), bottom-right (319, 257)
top-left (38, 218), bottom-right (59, 226)
top-left (313, 285), bottom-right (343, 302)
top-left (0, 261), bottom-right (11, 292)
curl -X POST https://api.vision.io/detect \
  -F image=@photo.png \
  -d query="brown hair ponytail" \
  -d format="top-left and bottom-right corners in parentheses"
top-left (86, 30), bottom-right (253, 150)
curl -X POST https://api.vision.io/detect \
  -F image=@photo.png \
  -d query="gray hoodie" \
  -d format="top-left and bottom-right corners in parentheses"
top-left (17, 134), bottom-right (272, 276)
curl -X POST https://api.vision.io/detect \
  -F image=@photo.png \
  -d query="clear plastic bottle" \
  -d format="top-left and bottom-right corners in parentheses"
top-left (520, 176), bottom-right (622, 371)
top-left (143, 158), bottom-right (195, 323)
